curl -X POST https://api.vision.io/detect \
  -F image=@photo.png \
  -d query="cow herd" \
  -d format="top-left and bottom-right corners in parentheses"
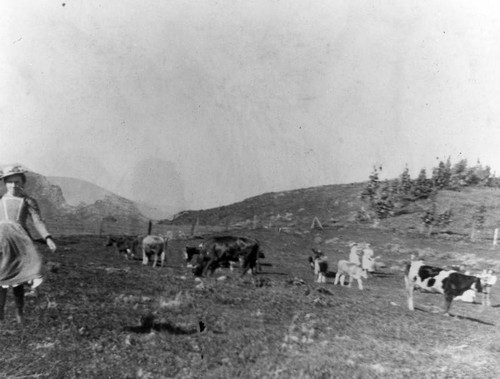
top-left (105, 234), bottom-right (264, 277)
top-left (106, 233), bottom-right (497, 317)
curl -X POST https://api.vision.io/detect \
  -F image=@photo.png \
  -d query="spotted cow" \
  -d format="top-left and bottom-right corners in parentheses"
top-left (405, 260), bottom-right (483, 315)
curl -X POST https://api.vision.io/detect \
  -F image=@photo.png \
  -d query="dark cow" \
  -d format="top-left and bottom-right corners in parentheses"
top-left (192, 236), bottom-right (262, 277)
top-left (105, 235), bottom-right (139, 260)
top-left (183, 245), bottom-right (202, 267)
top-left (405, 260), bottom-right (483, 315)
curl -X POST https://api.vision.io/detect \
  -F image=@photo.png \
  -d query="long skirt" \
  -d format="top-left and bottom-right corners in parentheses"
top-left (0, 221), bottom-right (43, 287)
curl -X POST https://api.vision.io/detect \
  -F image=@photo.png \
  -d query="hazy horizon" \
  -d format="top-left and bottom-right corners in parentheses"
top-left (3, 1), bottom-right (500, 214)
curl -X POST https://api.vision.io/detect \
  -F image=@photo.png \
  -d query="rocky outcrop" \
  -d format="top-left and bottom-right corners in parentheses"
top-left (1, 172), bottom-right (148, 235)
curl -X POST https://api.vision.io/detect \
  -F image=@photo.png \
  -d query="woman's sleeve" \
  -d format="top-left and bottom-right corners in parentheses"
top-left (25, 197), bottom-right (51, 240)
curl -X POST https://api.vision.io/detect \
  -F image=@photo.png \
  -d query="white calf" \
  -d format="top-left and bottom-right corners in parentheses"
top-left (142, 235), bottom-right (168, 268)
top-left (334, 260), bottom-right (368, 290)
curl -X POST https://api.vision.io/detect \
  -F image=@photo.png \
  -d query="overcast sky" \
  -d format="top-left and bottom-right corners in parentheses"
top-left (2, 1), bottom-right (500, 212)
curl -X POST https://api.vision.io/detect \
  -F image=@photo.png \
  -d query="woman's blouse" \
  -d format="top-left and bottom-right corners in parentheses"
top-left (0, 195), bottom-right (51, 240)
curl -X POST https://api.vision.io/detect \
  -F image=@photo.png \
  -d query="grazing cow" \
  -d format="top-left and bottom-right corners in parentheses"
top-left (404, 260), bottom-right (483, 315)
top-left (192, 236), bottom-right (262, 277)
top-left (334, 260), bottom-right (368, 290)
top-left (142, 235), bottom-right (168, 268)
top-left (183, 245), bottom-right (202, 267)
top-left (309, 249), bottom-right (328, 283)
top-left (105, 235), bottom-right (139, 260)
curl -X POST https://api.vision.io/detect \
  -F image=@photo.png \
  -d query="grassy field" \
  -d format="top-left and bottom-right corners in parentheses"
top-left (1, 226), bottom-right (500, 378)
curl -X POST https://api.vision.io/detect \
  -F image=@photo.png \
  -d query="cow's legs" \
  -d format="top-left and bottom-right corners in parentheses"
top-left (13, 285), bottom-right (24, 324)
top-left (202, 260), bottom-right (214, 277)
top-left (347, 275), bottom-right (353, 288)
top-left (142, 248), bottom-right (149, 265)
top-left (443, 294), bottom-right (454, 315)
top-left (483, 288), bottom-right (491, 307)
top-left (405, 276), bottom-right (415, 311)
top-left (240, 257), bottom-right (251, 277)
top-left (152, 253), bottom-right (158, 268)
top-left (357, 278), bottom-right (363, 290)
top-left (334, 272), bottom-right (340, 285)
top-left (160, 251), bottom-right (165, 267)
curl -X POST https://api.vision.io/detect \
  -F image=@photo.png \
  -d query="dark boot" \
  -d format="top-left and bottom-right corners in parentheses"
top-left (13, 285), bottom-right (24, 324)
top-left (0, 287), bottom-right (7, 321)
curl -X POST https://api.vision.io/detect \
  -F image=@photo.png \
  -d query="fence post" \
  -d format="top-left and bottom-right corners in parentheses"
top-left (493, 228), bottom-right (498, 247)
top-left (252, 215), bottom-right (258, 230)
top-left (191, 217), bottom-right (199, 237)
top-left (98, 218), bottom-right (105, 236)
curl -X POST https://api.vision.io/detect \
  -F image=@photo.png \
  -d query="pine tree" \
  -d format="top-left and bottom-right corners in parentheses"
top-left (413, 168), bottom-right (433, 200)
top-left (399, 166), bottom-right (412, 196)
top-left (432, 159), bottom-right (452, 189)
top-left (361, 166), bottom-right (380, 203)
top-left (360, 167), bottom-right (394, 222)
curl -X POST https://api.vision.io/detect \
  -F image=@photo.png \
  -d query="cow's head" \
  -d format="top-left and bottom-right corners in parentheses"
top-left (192, 253), bottom-right (209, 277)
top-left (308, 256), bottom-right (315, 269)
top-left (184, 246), bottom-right (201, 268)
top-left (104, 236), bottom-right (115, 247)
top-left (311, 248), bottom-right (325, 260)
top-left (472, 276), bottom-right (483, 293)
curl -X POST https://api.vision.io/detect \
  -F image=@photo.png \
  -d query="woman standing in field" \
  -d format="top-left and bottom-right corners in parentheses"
top-left (0, 165), bottom-right (57, 324)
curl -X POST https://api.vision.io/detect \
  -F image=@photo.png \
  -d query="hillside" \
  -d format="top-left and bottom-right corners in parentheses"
top-left (0, 172), bottom-right (148, 236)
top-left (166, 183), bottom-right (500, 241)
top-left (49, 176), bottom-right (175, 220)
top-left (167, 182), bottom-right (367, 227)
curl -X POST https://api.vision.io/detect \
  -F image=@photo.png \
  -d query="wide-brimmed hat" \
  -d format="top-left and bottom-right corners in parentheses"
top-left (0, 165), bottom-right (28, 180)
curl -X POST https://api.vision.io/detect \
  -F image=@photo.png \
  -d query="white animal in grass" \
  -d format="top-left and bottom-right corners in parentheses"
top-left (142, 235), bottom-right (168, 267)
top-left (334, 260), bottom-right (368, 290)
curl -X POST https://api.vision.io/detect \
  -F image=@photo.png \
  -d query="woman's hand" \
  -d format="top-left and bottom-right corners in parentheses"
top-left (46, 237), bottom-right (57, 252)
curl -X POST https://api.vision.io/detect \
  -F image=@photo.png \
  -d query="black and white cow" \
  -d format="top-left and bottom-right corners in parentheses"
top-left (309, 248), bottom-right (328, 283)
top-left (405, 260), bottom-right (483, 315)
top-left (192, 236), bottom-right (262, 277)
